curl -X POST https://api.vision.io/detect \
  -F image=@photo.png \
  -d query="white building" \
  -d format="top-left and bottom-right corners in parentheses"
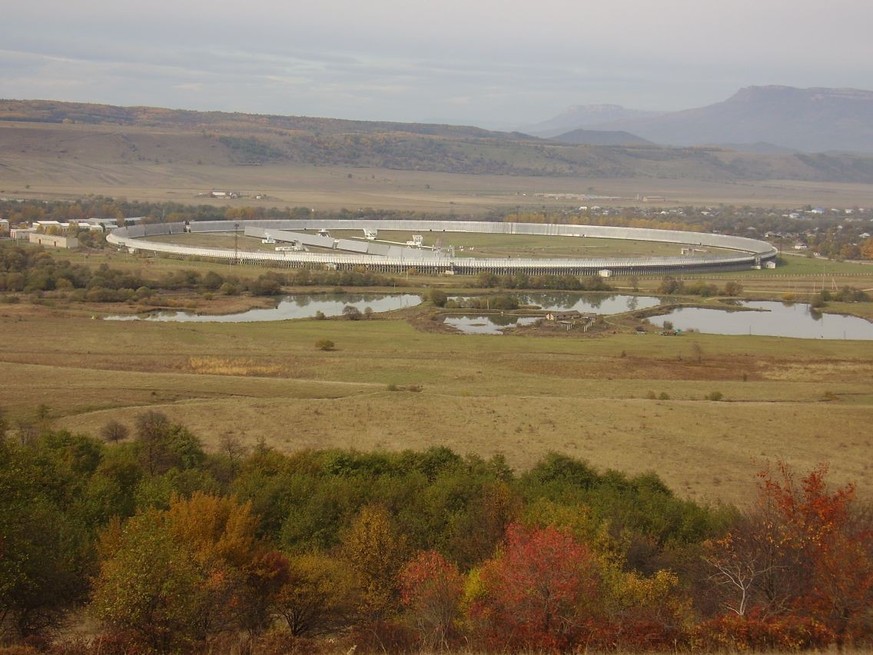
top-left (28, 233), bottom-right (79, 249)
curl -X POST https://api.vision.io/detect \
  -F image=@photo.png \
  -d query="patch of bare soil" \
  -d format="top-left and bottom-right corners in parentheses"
top-left (502, 352), bottom-right (766, 382)
top-left (406, 310), bottom-right (462, 334)
top-left (762, 359), bottom-right (873, 382)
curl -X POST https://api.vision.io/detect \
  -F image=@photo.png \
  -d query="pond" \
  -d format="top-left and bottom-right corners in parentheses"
top-left (648, 300), bottom-right (873, 340)
top-left (102, 291), bottom-right (873, 340)
top-left (444, 293), bottom-right (663, 335)
top-left (443, 315), bottom-right (541, 335)
top-left (450, 293), bottom-right (662, 314)
top-left (105, 293), bottom-right (422, 322)
top-left (519, 292), bottom-right (663, 313)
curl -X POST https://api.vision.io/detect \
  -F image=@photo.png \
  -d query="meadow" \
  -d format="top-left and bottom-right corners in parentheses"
top-left (3, 266), bottom-right (871, 507)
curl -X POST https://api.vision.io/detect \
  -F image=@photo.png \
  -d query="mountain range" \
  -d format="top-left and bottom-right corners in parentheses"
top-left (526, 86), bottom-right (873, 154)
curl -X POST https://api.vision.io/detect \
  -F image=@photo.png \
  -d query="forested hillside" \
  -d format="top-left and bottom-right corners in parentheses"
top-left (1, 416), bottom-right (871, 654)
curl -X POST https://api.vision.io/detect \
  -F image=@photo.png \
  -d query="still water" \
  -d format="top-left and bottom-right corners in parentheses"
top-left (518, 292), bottom-right (662, 314)
top-left (105, 293), bottom-right (422, 322)
top-left (104, 292), bottom-right (873, 340)
top-left (444, 293), bottom-right (662, 335)
top-left (450, 293), bottom-right (662, 314)
top-left (443, 315), bottom-right (540, 335)
top-left (648, 301), bottom-right (873, 340)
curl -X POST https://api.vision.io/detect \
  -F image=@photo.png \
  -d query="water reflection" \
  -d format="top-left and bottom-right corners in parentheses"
top-left (105, 293), bottom-right (422, 322)
top-left (102, 290), bottom-right (873, 340)
top-left (450, 293), bottom-right (661, 314)
top-left (444, 315), bottom-right (540, 335)
top-left (648, 301), bottom-right (873, 340)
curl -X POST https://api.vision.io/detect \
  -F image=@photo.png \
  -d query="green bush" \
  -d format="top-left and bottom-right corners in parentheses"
top-left (428, 288), bottom-right (448, 307)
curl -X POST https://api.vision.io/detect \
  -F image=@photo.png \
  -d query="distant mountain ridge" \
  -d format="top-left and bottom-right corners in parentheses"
top-left (536, 86), bottom-right (873, 154)
top-left (521, 104), bottom-right (662, 137)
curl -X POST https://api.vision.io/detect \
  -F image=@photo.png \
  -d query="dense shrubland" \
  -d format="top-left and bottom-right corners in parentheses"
top-left (0, 412), bottom-right (870, 654)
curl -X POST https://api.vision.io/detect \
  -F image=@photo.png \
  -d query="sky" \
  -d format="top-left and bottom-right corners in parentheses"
top-left (3, 0), bottom-right (873, 129)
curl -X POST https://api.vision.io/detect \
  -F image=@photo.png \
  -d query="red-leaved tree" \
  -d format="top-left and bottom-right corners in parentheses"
top-left (704, 463), bottom-right (873, 649)
top-left (765, 464), bottom-right (873, 648)
top-left (399, 550), bottom-right (464, 651)
top-left (468, 523), bottom-right (602, 652)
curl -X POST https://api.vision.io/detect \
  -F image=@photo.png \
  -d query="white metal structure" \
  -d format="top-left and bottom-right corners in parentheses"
top-left (107, 220), bottom-right (778, 276)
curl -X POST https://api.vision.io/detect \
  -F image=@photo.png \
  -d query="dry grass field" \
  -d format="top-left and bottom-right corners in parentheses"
top-left (2, 288), bottom-right (871, 507)
top-left (9, 162), bottom-right (873, 214)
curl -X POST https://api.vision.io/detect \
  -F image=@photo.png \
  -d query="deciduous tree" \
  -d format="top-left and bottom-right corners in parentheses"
top-left (469, 523), bottom-right (601, 652)
top-left (399, 550), bottom-right (464, 651)
top-left (273, 552), bottom-right (358, 637)
top-left (0, 440), bottom-right (91, 639)
top-left (91, 508), bottom-right (205, 653)
top-left (340, 504), bottom-right (408, 621)
top-left (99, 420), bottom-right (129, 444)
top-left (91, 492), bottom-right (281, 651)
top-left (704, 463), bottom-right (873, 649)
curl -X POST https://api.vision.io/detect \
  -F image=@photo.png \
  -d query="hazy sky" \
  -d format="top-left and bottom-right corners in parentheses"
top-left (3, 0), bottom-right (873, 128)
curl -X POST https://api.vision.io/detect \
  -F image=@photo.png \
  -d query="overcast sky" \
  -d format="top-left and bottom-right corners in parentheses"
top-left (3, 0), bottom-right (873, 129)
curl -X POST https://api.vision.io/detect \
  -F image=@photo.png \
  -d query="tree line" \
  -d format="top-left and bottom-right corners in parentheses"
top-left (1, 412), bottom-right (870, 654)
top-left (0, 242), bottom-right (619, 306)
top-left (0, 245), bottom-right (402, 301)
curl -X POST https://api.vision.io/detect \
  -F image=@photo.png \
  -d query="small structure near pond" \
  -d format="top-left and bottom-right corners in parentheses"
top-left (545, 310), bottom-right (583, 322)
top-left (544, 310), bottom-right (596, 332)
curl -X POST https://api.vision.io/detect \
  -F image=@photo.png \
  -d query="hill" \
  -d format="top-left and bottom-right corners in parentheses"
top-left (2, 98), bottom-right (873, 189)
top-left (0, 99), bottom-right (507, 140)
